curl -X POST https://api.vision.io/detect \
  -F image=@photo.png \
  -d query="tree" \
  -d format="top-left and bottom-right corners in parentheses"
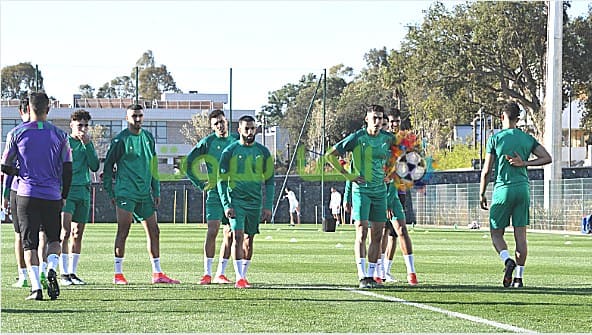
top-left (79, 84), bottom-right (95, 98)
top-left (131, 50), bottom-right (181, 101)
top-left (564, 5), bottom-right (592, 130)
top-left (401, 1), bottom-right (549, 140)
top-left (1, 62), bottom-right (43, 99)
top-left (180, 111), bottom-right (211, 145)
top-left (96, 76), bottom-right (135, 98)
top-left (88, 124), bottom-right (109, 158)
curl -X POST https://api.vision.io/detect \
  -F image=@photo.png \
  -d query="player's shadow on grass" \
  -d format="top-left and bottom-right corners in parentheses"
top-left (388, 284), bottom-right (592, 296)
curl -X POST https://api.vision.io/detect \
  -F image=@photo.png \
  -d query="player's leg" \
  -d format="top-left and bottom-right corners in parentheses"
top-left (383, 220), bottom-right (397, 282)
top-left (68, 221), bottom-right (86, 284)
top-left (489, 187), bottom-right (515, 287)
top-left (213, 222), bottom-right (233, 284)
top-left (393, 218), bottom-right (417, 285)
top-left (201, 219), bottom-right (221, 284)
top-left (68, 192), bottom-right (90, 284)
top-left (296, 206), bottom-right (301, 225)
top-left (353, 191), bottom-right (370, 285)
top-left (17, 195), bottom-right (43, 300)
top-left (113, 200), bottom-right (134, 284)
top-left (10, 190), bottom-right (28, 287)
top-left (38, 227), bottom-right (48, 289)
top-left (510, 184), bottom-right (529, 288)
top-left (377, 225), bottom-right (389, 281)
top-left (60, 209), bottom-right (73, 285)
top-left (43, 198), bottom-right (65, 300)
top-left (241, 209), bottom-right (261, 283)
top-left (230, 217), bottom-right (247, 287)
top-left (366, 192), bottom-right (387, 287)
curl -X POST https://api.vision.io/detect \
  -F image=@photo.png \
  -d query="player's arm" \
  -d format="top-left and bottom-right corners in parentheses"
top-left (479, 152), bottom-right (494, 210)
top-left (217, 149), bottom-right (233, 217)
top-left (1, 132), bottom-right (19, 176)
top-left (185, 144), bottom-right (207, 190)
top-left (61, 137), bottom-right (73, 200)
top-left (84, 141), bottom-right (100, 172)
top-left (149, 136), bottom-right (160, 201)
top-left (102, 138), bottom-right (123, 199)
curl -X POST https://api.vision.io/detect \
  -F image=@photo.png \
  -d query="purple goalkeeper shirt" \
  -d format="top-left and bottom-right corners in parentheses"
top-left (1, 121), bottom-right (72, 200)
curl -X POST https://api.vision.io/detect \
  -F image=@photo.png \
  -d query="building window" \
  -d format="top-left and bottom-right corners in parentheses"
top-left (2, 119), bottom-right (20, 140)
top-left (93, 120), bottom-right (123, 140)
top-left (143, 121), bottom-right (167, 144)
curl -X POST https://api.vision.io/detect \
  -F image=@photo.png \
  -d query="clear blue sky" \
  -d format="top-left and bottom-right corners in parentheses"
top-left (1, 1), bottom-right (589, 112)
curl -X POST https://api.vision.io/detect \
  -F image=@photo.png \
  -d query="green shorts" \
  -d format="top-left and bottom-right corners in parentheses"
top-left (389, 192), bottom-right (406, 222)
top-left (62, 185), bottom-right (91, 224)
top-left (489, 184), bottom-right (530, 230)
top-left (229, 206), bottom-right (261, 236)
top-left (205, 191), bottom-right (229, 225)
top-left (352, 188), bottom-right (388, 225)
top-left (116, 196), bottom-right (155, 222)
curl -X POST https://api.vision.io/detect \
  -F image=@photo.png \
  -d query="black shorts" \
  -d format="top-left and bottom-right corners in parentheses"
top-left (10, 190), bottom-right (20, 233)
top-left (385, 220), bottom-right (398, 238)
top-left (17, 196), bottom-right (62, 251)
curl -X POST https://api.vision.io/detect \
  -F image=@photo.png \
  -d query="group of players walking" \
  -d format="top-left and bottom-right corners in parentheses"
top-left (1, 92), bottom-right (550, 300)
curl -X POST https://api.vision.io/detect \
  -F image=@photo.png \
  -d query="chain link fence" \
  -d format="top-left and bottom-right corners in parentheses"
top-left (412, 178), bottom-right (592, 231)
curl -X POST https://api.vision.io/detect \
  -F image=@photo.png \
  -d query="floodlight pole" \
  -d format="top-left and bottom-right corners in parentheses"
top-left (543, 0), bottom-right (563, 210)
top-left (321, 68), bottom-right (327, 222)
top-left (135, 66), bottom-right (139, 104)
top-left (229, 67), bottom-right (233, 133)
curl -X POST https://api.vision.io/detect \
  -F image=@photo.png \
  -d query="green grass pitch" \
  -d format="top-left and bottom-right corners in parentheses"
top-left (2, 223), bottom-right (591, 333)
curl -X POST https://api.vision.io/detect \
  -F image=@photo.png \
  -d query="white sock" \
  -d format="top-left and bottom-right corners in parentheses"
top-left (499, 250), bottom-right (510, 262)
top-left (367, 263), bottom-right (376, 278)
top-left (28, 266), bottom-right (42, 291)
top-left (385, 260), bottom-right (393, 276)
top-left (242, 259), bottom-right (251, 278)
top-left (69, 253), bottom-right (80, 274)
top-left (515, 265), bottom-right (525, 278)
top-left (47, 254), bottom-right (59, 272)
top-left (204, 257), bottom-right (214, 276)
top-left (216, 258), bottom-right (229, 276)
top-left (151, 257), bottom-right (162, 274)
top-left (403, 254), bottom-right (416, 274)
top-left (60, 253), bottom-right (69, 275)
top-left (18, 267), bottom-right (28, 281)
top-left (356, 258), bottom-right (367, 279)
top-left (233, 260), bottom-right (243, 279)
top-left (114, 257), bottom-right (124, 274)
top-left (376, 257), bottom-right (383, 278)
top-left (41, 262), bottom-right (48, 275)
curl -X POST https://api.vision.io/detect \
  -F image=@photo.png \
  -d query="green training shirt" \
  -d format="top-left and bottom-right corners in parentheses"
top-left (333, 129), bottom-right (395, 192)
top-left (102, 128), bottom-right (160, 199)
top-left (217, 141), bottom-right (275, 210)
top-left (186, 132), bottom-right (238, 193)
top-left (69, 137), bottom-right (100, 186)
top-left (486, 128), bottom-right (540, 188)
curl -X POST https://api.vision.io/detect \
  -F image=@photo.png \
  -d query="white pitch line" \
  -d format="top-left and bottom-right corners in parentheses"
top-left (349, 288), bottom-right (538, 333)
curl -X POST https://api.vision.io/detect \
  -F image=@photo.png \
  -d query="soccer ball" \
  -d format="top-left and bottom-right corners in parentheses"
top-left (395, 151), bottom-right (426, 181)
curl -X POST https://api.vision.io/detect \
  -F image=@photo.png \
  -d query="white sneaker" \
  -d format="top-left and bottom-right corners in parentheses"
top-left (60, 274), bottom-right (73, 286)
top-left (384, 273), bottom-right (397, 283)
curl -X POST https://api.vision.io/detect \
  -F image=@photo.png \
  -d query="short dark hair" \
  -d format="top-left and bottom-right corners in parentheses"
top-left (28, 92), bottom-right (49, 116)
top-left (501, 102), bottom-right (521, 121)
top-left (386, 107), bottom-right (401, 118)
top-left (126, 104), bottom-right (143, 111)
top-left (209, 109), bottom-right (225, 121)
top-left (238, 115), bottom-right (256, 124)
top-left (71, 109), bottom-right (91, 122)
top-left (19, 97), bottom-right (29, 112)
top-left (367, 104), bottom-right (384, 114)
top-left (285, 187), bottom-right (291, 192)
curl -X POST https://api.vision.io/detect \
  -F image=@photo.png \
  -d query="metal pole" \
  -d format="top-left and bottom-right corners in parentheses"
top-left (135, 66), bottom-right (139, 104)
top-left (321, 69), bottom-right (326, 222)
top-left (479, 108), bottom-right (484, 169)
top-left (173, 190), bottom-right (177, 224)
top-left (229, 68), bottom-right (233, 133)
top-left (35, 64), bottom-right (39, 91)
top-left (568, 86), bottom-right (572, 167)
top-left (543, 0), bottom-right (563, 210)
